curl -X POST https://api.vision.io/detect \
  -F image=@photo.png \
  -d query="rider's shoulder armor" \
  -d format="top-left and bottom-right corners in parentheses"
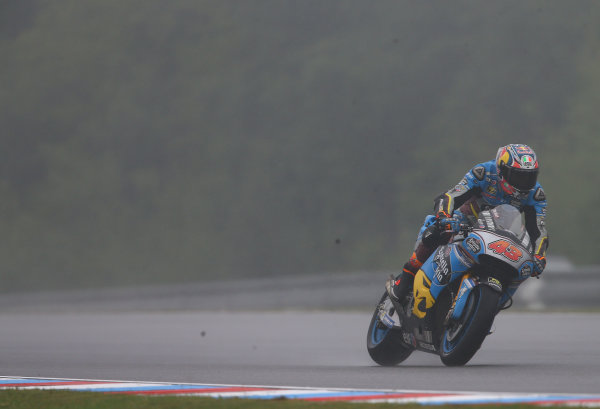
top-left (523, 183), bottom-right (547, 205)
top-left (533, 186), bottom-right (546, 202)
top-left (471, 165), bottom-right (485, 181)
top-left (465, 161), bottom-right (495, 187)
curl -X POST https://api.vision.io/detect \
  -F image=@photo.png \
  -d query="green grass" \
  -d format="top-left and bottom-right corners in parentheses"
top-left (0, 390), bottom-right (578, 409)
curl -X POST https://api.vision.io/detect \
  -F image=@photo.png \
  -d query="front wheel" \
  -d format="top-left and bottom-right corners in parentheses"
top-left (440, 285), bottom-right (500, 366)
top-left (367, 292), bottom-right (413, 366)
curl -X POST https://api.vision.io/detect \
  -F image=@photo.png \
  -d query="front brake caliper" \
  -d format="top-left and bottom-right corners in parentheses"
top-left (377, 299), bottom-right (399, 329)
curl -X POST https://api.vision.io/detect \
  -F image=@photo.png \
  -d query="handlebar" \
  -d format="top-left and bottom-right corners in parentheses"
top-left (437, 217), bottom-right (473, 235)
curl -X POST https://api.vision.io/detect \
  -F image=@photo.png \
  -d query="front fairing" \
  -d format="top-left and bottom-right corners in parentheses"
top-left (461, 230), bottom-right (534, 280)
top-left (461, 204), bottom-right (535, 280)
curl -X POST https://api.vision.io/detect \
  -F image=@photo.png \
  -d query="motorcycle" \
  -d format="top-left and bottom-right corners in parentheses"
top-left (367, 204), bottom-right (536, 366)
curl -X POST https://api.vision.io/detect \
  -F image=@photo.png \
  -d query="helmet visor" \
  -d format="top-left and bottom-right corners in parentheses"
top-left (502, 166), bottom-right (538, 192)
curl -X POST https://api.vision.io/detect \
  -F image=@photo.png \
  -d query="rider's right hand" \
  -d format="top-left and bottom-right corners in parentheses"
top-left (532, 254), bottom-right (546, 277)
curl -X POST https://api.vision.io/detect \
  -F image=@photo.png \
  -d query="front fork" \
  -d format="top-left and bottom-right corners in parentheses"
top-left (445, 274), bottom-right (475, 325)
top-left (445, 274), bottom-right (504, 326)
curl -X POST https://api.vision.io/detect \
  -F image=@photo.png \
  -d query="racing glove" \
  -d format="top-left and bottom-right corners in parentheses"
top-left (532, 254), bottom-right (546, 277)
top-left (437, 217), bottom-right (461, 234)
top-left (422, 213), bottom-right (460, 248)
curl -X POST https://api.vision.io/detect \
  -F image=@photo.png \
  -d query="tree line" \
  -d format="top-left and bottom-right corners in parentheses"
top-left (0, 0), bottom-right (597, 292)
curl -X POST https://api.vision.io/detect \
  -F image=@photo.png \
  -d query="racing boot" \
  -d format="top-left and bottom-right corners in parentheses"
top-left (387, 252), bottom-right (423, 303)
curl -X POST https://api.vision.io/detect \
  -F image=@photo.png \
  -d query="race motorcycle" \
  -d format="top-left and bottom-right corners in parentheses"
top-left (367, 204), bottom-right (536, 366)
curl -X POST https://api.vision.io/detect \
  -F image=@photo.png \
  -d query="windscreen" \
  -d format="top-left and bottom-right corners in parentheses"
top-left (484, 204), bottom-right (531, 248)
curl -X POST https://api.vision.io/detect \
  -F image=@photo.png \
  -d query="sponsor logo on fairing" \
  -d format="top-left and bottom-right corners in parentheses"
top-left (465, 237), bottom-right (482, 253)
top-left (433, 249), bottom-right (451, 284)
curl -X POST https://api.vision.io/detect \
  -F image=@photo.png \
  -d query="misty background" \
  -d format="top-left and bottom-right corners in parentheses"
top-left (1, 1), bottom-right (598, 294)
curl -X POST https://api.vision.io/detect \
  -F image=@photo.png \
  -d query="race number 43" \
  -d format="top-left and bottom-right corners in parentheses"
top-left (487, 240), bottom-right (522, 262)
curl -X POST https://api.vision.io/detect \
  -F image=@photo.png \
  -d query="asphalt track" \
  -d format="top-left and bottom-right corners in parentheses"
top-left (1, 311), bottom-right (599, 395)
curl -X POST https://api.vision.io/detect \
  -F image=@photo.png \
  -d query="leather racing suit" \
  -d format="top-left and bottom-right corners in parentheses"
top-left (404, 159), bottom-right (549, 286)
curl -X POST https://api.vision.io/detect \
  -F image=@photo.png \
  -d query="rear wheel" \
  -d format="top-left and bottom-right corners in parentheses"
top-left (367, 292), bottom-right (413, 366)
top-left (440, 285), bottom-right (500, 366)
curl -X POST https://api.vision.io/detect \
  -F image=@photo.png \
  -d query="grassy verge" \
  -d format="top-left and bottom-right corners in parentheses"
top-left (0, 390), bottom-right (578, 409)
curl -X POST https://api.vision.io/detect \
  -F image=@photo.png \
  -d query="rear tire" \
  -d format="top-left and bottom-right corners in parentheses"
top-left (367, 292), bottom-right (413, 366)
top-left (439, 285), bottom-right (500, 366)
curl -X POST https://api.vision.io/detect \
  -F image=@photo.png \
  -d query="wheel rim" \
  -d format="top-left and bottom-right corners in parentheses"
top-left (442, 289), bottom-right (478, 354)
top-left (370, 322), bottom-right (390, 345)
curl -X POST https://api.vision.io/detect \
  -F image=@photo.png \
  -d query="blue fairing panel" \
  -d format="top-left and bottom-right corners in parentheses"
top-left (421, 245), bottom-right (473, 301)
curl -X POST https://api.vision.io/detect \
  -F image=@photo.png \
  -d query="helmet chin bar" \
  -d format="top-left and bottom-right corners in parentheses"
top-left (499, 162), bottom-right (538, 192)
top-left (500, 179), bottom-right (528, 197)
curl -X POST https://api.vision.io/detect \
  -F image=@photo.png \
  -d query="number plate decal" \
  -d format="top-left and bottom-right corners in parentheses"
top-left (487, 239), bottom-right (523, 262)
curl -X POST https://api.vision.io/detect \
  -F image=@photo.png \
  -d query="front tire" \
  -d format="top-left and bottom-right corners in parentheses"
top-left (440, 285), bottom-right (500, 366)
top-left (367, 292), bottom-right (413, 366)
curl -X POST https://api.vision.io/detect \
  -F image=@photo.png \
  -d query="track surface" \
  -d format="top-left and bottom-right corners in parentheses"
top-left (1, 311), bottom-right (599, 394)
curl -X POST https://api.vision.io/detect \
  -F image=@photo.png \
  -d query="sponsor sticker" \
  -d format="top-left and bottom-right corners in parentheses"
top-left (521, 155), bottom-right (535, 168)
top-left (515, 145), bottom-right (534, 154)
top-left (465, 237), bottom-right (482, 254)
top-left (380, 313), bottom-right (395, 328)
top-left (486, 277), bottom-right (502, 292)
top-left (433, 249), bottom-right (451, 285)
top-left (451, 183), bottom-right (468, 194)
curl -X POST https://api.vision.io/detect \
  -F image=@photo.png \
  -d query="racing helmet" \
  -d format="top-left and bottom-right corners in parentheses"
top-left (495, 144), bottom-right (539, 195)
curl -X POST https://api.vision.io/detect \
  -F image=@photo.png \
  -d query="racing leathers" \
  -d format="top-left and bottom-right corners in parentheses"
top-left (390, 160), bottom-right (548, 302)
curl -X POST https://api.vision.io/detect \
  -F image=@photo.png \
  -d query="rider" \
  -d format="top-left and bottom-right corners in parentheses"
top-left (388, 144), bottom-right (549, 303)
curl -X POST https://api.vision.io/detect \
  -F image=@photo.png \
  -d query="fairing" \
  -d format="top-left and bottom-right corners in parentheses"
top-left (412, 204), bottom-right (535, 319)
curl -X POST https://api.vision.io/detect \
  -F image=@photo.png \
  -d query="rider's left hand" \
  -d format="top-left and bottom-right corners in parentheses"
top-left (438, 217), bottom-right (461, 234)
top-left (532, 254), bottom-right (546, 277)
